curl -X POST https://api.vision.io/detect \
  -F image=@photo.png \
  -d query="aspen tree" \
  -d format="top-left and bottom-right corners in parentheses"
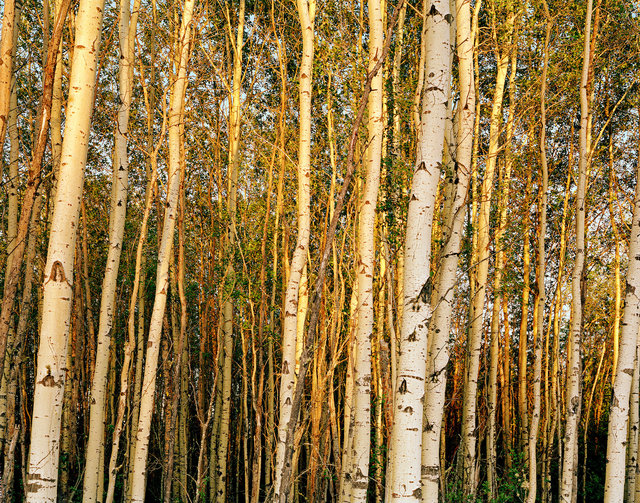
top-left (273, 0), bottom-right (315, 500)
top-left (347, 0), bottom-right (383, 500)
top-left (420, 0), bottom-right (475, 500)
top-left (603, 126), bottom-right (640, 502)
top-left (628, 137), bottom-right (640, 501)
top-left (82, 0), bottom-right (140, 498)
top-left (0, 37), bottom-right (19, 452)
top-left (487, 33), bottom-right (517, 499)
top-left (216, 1), bottom-right (245, 499)
top-left (0, 0), bottom-right (70, 386)
top-left (24, 0), bottom-right (104, 498)
top-left (626, 332), bottom-right (639, 502)
top-left (387, 1), bottom-right (451, 500)
top-left (526, 5), bottom-right (551, 500)
top-left (560, 0), bottom-right (592, 500)
top-left (128, 0), bottom-right (195, 498)
top-left (0, 0), bottom-right (15, 148)
top-left (461, 2), bottom-right (513, 495)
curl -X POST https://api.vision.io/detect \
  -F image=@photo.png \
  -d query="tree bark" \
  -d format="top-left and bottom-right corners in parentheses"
top-left (387, 1), bottom-right (451, 500)
top-left (25, 0), bottom-right (104, 498)
top-left (0, 0), bottom-right (15, 148)
top-left (348, 0), bottom-right (384, 500)
top-left (461, 4), bottom-right (512, 494)
top-left (560, 1), bottom-right (592, 500)
top-left (603, 116), bottom-right (640, 502)
top-left (272, 1), bottom-right (315, 500)
top-left (128, 0), bottom-right (195, 498)
top-left (82, 0), bottom-right (140, 498)
top-left (420, 0), bottom-right (474, 500)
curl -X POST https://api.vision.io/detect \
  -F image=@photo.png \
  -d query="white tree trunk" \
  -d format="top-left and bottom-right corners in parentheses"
top-left (420, 0), bottom-right (474, 500)
top-left (461, 19), bottom-right (511, 496)
top-left (387, 1), bottom-right (451, 500)
top-left (128, 0), bottom-right (195, 499)
top-left (273, 1), bottom-right (315, 500)
top-left (82, 0), bottom-right (139, 499)
top-left (603, 122), bottom-right (640, 503)
top-left (627, 331), bottom-right (640, 502)
top-left (25, 0), bottom-right (106, 498)
top-left (215, 2), bottom-right (245, 499)
top-left (349, 1), bottom-right (383, 500)
top-left (526, 9), bottom-right (551, 502)
top-left (560, 1), bottom-right (592, 500)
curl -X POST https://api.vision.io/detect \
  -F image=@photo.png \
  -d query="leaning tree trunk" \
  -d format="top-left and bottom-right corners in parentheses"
top-left (386, 1), bottom-right (451, 501)
top-left (560, 0), bottom-right (592, 500)
top-left (128, 0), bottom-right (195, 499)
top-left (420, 0), bottom-right (475, 500)
top-left (25, 0), bottom-right (106, 498)
top-left (347, 1), bottom-right (383, 501)
top-left (82, 0), bottom-right (140, 499)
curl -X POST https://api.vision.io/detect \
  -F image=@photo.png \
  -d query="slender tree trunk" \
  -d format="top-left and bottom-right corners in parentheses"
top-left (128, 0), bottom-right (194, 497)
top-left (25, 0), bottom-right (105, 497)
top-left (560, 1), bottom-right (592, 500)
top-left (387, 1), bottom-right (451, 500)
top-left (0, 0), bottom-right (15, 148)
top-left (461, 6), bottom-right (512, 495)
top-left (348, 0), bottom-right (383, 500)
top-left (526, 8), bottom-right (551, 501)
top-left (420, 0), bottom-right (474, 500)
top-left (216, 3), bottom-right (245, 499)
top-left (82, 0), bottom-right (139, 498)
top-left (272, 1), bottom-right (315, 500)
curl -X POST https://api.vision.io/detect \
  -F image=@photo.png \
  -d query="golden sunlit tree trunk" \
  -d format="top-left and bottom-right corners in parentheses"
top-left (0, 0), bottom-right (15, 148)
top-left (128, 0), bottom-right (195, 498)
top-left (347, 1), bottom-right (383, 500)
top-left (272, 1), bottom-right (315, 500)
top-left (387, 1), bottom-right (451, 500)
top-left (25, 0), bottom-right (106, 498)
top-left (526, 6), bottom-right (551, 501)
top-left (216, 1), bottom-right (245, 500)
top-left (461, 3), bottom-right (512, 495)
top-left (560, 0), bottom-right (592, 500)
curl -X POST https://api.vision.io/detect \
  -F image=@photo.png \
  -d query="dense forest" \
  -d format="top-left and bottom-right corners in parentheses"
top-left (0, 0), bottom-right (639, 501)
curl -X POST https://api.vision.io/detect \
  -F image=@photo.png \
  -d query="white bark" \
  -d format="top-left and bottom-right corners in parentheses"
top-left (273, 1), bottom-right (315, 499)
top-left (604, 126), bottom-right (640, 503)
top-left (526, 9), bottom-right (551, 502)
top-left (25, 0), bottom-right (106, 498)
top-left (627, 331), bottom-right (640, 502)
top-left (461, 19), bottom-right (511, 496)
top-left (82, 0), bottom-right (139, 499)
top-left (387, 1), bottom-right (451, 500)
top-left (561, 1), bottom-right (592, 500)
top-left (421, 0), bottom-right (474, 500)
top-left (349, 1), bottom-right (383, 500)
top-left (128, 0), bottom-right (195, 499)
top-left (216, 3), bottom-right (245, 499)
